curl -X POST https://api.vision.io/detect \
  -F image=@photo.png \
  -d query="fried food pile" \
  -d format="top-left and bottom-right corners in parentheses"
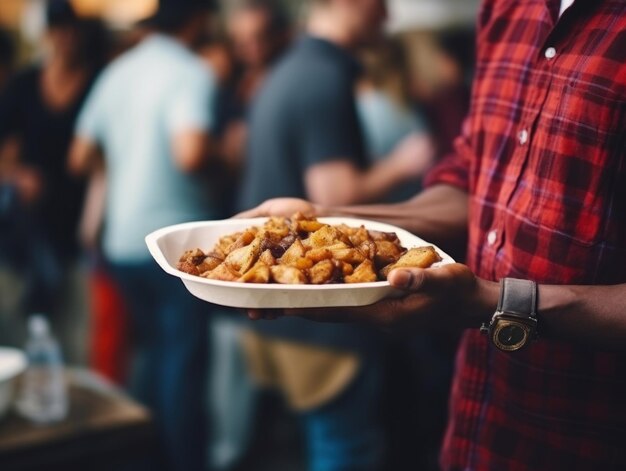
top-left (177, 214), bottom-right (442, 284)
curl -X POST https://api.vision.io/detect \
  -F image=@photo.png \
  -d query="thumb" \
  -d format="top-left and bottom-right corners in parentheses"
top-left (388, 263), bottom-right (471, 293)
top-left (388, 268), bottom-right (428, 292)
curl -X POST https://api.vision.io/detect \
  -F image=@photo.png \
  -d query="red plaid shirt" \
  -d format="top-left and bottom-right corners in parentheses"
top-left (425, 0), bottom-right (626, 469)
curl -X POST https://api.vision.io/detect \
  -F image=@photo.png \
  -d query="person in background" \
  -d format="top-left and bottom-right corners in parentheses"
top-left (418, 29), bottom-right (473, 159)
top-left (69, 0), bottom-right (219, 469)
top-left (0, 28), bottom-right (15, 91)
top-left (238, 0), bottom-right (434, 470)
top-left (0, 1), bottom-right (106, 358)
top-left (357, 38), bottom-right (432, 202)
top-left (214, 0), bottom-right (291, 216)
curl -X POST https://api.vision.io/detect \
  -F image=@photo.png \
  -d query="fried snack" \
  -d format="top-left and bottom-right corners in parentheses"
top-left (271, 265), bottom-right (307, 284)
top-left (345, 260), bottom-right (378, 284)
top-left (239, 261), bottom-right (271, 283)
top-left (380, 246), bottom-right (442, 278)
top-left (177, 215), bottom-right (442, 284)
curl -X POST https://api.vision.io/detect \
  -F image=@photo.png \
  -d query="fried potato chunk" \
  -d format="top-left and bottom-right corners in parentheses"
top-left (228, 230), bottom-right (256, 252)
top-left (280, 239), bottom-right (307, 265)
top-left (259, 249), bottom-right (276, 266)
top-left (306, 247), bottom-right (333, 263)
top-left (330, 247), bottom-right (366, 264)
top-left (270, 265), bottom-right (307, 284)
top-left (374, 240), bottom-right (404, 267)
top-left (309, 226), bottom-right (345, 248)
top-left (239, 262), bottom-right (271, 283)
top-left (309, 259), bottom-right (336, 284)
top-left (178, 261), bottom-right (200, 276)
top-left (225, 237), bottom-right (262, 274)
top-left (196, 254), bottom-right (224, 273)
top-left (391, 246), bottom-right (441, 269)
top-left (204, 263), bottom-right (240, 282)
top-left (293, 219), bottom-right (325, 233)
top-left (344, 260), bottom-right (378, 283)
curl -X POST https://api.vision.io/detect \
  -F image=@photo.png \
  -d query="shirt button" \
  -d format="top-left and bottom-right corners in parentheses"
top-left (518, 129), bottom-right (529, 145)
top-left (487, 230), bottom-right (498, 246)
top-left (545, 47), bottom-right (556, 59)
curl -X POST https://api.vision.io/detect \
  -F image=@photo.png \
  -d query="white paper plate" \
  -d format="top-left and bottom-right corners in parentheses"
top-left (146, 218), bottom-right (455, 309)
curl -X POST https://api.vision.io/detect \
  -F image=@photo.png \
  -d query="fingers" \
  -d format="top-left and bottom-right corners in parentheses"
top-left (247, 309), bottom-right (283, 320)
top-left (283, 306), bottom-right (369, 323)
top-left (248, 305), bottom-right (383, 324)
top-left (234, 207), bottom-right (265, 219)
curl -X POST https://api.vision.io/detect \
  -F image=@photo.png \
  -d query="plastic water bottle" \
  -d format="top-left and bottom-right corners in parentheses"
top-left (17, 315), bottom-right (68, 424)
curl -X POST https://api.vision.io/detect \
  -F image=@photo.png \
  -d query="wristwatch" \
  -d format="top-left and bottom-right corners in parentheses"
top-left (480, 278), bottom-right (538, 351)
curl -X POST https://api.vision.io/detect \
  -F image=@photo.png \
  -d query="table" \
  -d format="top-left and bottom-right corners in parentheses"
top-left (0, 369), bottom-right (157, 471)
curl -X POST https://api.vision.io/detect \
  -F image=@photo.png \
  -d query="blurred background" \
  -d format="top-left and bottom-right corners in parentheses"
top-left (0, 1), bottom-right (477, 470)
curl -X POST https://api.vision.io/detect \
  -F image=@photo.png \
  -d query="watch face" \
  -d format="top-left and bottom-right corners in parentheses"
top-left (493, 320), bottom-right (530, 351)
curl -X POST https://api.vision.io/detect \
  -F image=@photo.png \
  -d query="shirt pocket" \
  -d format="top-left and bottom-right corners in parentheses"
top-left (522, 81), bottom-right (625, 246)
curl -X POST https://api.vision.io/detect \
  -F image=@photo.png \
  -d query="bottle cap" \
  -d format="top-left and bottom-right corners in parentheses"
top-left (28, 314), bottom-right (50, 337)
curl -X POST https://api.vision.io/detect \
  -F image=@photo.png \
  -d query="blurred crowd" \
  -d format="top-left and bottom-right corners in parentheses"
top-left (0, 0), bottom-right (474, 470)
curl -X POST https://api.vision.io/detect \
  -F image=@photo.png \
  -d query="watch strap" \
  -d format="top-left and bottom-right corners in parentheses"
top-left (497, 278), bottom-right (538, 318)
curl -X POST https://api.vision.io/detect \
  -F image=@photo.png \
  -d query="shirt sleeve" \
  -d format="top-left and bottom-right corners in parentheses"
top-left (297, 77), bottom-right (364, 169)
top-left (166, 66), bottom-right (216, 135)
top-left (423, 116), bottom-right (472, 192)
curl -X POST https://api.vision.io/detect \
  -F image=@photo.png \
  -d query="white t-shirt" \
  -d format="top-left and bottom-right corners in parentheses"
top-left (560, 0), bottom-right (575, 17)
top-left (77, 34), bottom-right (218, 262)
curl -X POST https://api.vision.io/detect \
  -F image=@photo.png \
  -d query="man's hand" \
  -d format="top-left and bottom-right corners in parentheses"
top-left (248, 263), bottom-right (499, 332)
top-left (12, 165), bottom-right (43, 205)
top-left (236, 197), bottom-right (321, 219)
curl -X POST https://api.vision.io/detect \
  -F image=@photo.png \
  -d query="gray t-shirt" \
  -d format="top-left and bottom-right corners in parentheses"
top-left (239, 36), bottom-right (377, 351)
top-left (239, 35), bottom-right (367, 210)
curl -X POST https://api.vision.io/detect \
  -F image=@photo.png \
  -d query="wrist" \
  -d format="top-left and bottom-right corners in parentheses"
top-left (467, 278), bottom-right (499, 326)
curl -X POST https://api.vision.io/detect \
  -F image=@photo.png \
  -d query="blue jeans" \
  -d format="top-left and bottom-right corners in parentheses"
top-left (111, 261), bottom-right (209, 471)
top-left (301, 358), bottom-right (385, 471)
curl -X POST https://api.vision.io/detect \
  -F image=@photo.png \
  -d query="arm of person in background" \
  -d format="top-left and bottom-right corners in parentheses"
top-left (68, 71), bottom-right (106, 176)
top-left (295, 72), bottom-right (434, 207)
top-left (305, 131), bottom-right (435, 206)
top-left (166, 69), bottom-right (217, 173)
top-left (78, 165), bottom-right (106, 251)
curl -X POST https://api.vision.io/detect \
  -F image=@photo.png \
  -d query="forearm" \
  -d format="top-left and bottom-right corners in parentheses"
top-left (318, 184), bottom-right (469, 252)
top-left (537, 283), bottom-right (626, 350)
top-left (351, 159), bottom-right (407, 203)
top-left (467, 280), bottom-right (626, 350)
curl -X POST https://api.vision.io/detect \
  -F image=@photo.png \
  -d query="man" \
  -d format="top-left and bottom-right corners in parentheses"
top-left (242, 0), bottom-right (626, 469)
top-left (69, 1), bottom-right (218, 469)
top-left (0, 28), bottom-right (15, 91)
top-left (215, 0), bottom-right (291, 213)
top-left (239, 0), bottom-right (433, 469)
